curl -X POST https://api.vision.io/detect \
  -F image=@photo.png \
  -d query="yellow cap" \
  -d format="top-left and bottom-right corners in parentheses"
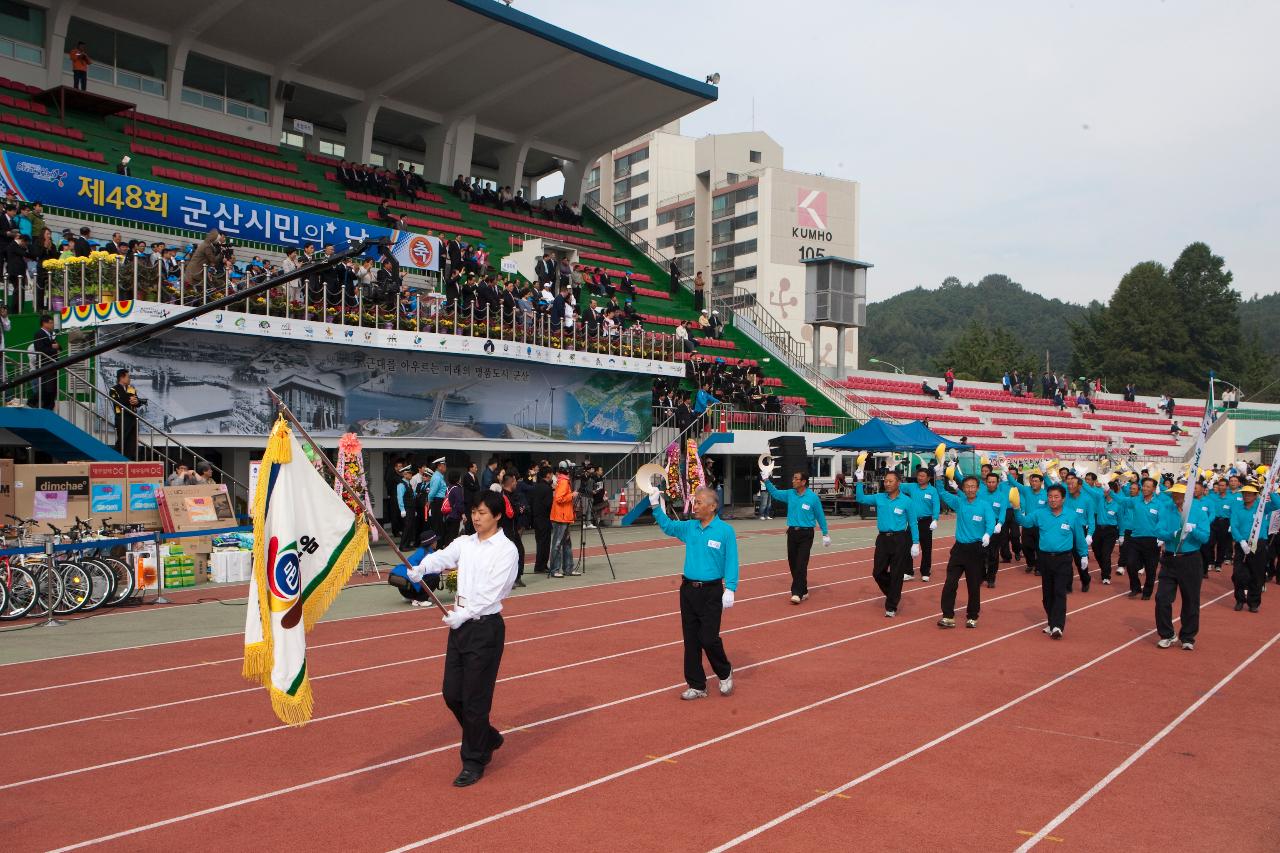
top-left (1167, 483), bottom-right (1187, 495)
top-left (856, 451), bottom-right (868, 469)
top-left (1242, 484), bottom-right (1259, 494)
top-left (934, 442), bottom-right (946, 462)
top-left (1007, 487), bottom-right (1021, 510)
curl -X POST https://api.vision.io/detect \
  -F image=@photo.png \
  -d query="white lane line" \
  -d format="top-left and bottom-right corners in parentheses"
top-left (0, 560), bottom-right (965, 782)
top-left (0, 562), bottom-right (892, 738)
top-left (383, 588), bottom-right (1127, 852)
top-left (1, 533), bottom-right (921, 695)
top-left (0, 527), bottom-right (890, 676)
top-left (1013, 626), bottom-right (1280, 852)
top-left (39, 581), bottom-right (1039, 852)
top-left (708, 590), bottom-right (1238, 852)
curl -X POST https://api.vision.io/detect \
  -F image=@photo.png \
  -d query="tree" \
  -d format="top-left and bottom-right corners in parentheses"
top-left (933, 320), bottom-right (1033, 382)
top-left (1167, 242), bottom-right (1242, 383)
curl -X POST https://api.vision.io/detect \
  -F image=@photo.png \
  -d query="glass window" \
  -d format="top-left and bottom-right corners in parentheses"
top-left (672, 229), bottom-right (693, 254)
top-left (183, 52), bottom-right (268, 122)
top-left (711, 193), bottom-right (731, 218)
top-left (732, 211), bottom-right (757, 229)
top-left (657, 203), bottom-right (692, 226)
top-left (613, 147), bottom-right (649, 177)
top-left (656, 233), bottom-right (675, 250)
top-left (585, 189), bottom-right (599, 206)
top-left (674, 255), bottom-right (693, 276)
top-left (734, 238), bottom-right (757, 256)
top-left (585, 166), bottom-right (600, 188)
top-left (734, 266), bottom-right (757, 283)
top-left (183, 53), bottom-right (224, 96)
top-left (369, 152), bottom-right (385, 167)
top-left (280, 131), bottom-right (304, 149)
top-left (61, 20), bottom-right (166, 93)
top-left (320, 140), bottom-right (346, 157)
top-left (114, 30), bottom-right (166, 80)
top-left (712, 219), bottom-right (734, 245)
top-left (226, 63), bottom-right (268, 108)
top-left (630, 218), bottom-right (648, 232)
top-left (0, 0), bottom-right (44, 47)
top-left (749, 150), bottom-right (761, 164)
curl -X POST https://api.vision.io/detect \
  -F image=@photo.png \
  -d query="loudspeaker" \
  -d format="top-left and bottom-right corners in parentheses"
top-left (276, 81), bottom-right (296, 102)
top-left (768, 436), bottom-right (808, 487)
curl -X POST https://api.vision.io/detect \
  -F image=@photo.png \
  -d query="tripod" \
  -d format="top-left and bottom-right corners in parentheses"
top-left (575, 511), bottom-right (616, 579)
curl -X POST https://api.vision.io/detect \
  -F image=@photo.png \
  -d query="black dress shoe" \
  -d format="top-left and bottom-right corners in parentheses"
top-left (1141, 593), bottom-right (1152, 600)
top-left (453, 768), bottom-right (484, 787)
top-left (1248, 605), bottom-right (1259, 613)
top-left (1127, 590), bottom-right (1140, 598)
top-left (1234, 601), bottom-right (1245, 611)
top-left (985, 581), bottom-right (995, 589)
top-left (1081, 579), bottom-right (1091, 593)
top-left (491, 732), bottom-right (505, 752)
top-left (514, 578), bottom-right (526, 587)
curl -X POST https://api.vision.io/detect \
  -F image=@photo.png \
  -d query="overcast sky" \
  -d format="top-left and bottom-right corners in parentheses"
top-left (522, 0), bottom-right (1278, 305)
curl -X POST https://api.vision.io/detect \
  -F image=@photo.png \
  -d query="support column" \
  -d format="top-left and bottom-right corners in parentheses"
top-left (560, 150), bottom-right (602, 205)
top-left (422, 115), bottom-right (476, 185)
top-left (811, 324), bottom-right (822, 372)
top-left (835, 327), bottom-right (847, 377)
top-left (43, 0), bottom-right (78, 89)
top-left (496, 139), bottom-right (530, 194)
top-left (166, 39), bottom-right (192, 114)
top-left (342, 100), bottom-right (380, 166)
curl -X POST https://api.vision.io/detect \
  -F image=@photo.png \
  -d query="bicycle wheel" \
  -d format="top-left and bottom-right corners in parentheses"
top-left (101, 557), bottom-right (135, 606)
top-left (53, 562), bottom-right (92, 614)
top-left (31, 565), bottom-right (63, 617)
top-left (0, 566), bottom-right (36, 619)
top-left (0, 576), bottom-right (7, 618)
top-left (80, 560), bottom-right (114, 612)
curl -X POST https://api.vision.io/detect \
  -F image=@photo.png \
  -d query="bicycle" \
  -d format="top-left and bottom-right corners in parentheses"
top-left (1, 516), bottom-right (64, 620)
top-left (43, 523), bottom-right (93, 616)
top-left (72, 516), bottom-right (136, 606)
top-left (62, 518), bottom-right (115, 612)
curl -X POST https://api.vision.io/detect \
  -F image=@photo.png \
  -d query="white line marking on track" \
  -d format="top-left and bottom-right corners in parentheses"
top-left (0, 525), bottom-right (885, 671)
top-left (706, 590), bottom-right (1237, 852)
top-left (1013, 625), bottom-right (1280, 852)
top-left (40, 578), bottom-right (1040, 852)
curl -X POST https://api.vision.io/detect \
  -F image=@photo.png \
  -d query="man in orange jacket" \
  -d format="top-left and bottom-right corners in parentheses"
top-left (549, 461), bottom-right (579, 577)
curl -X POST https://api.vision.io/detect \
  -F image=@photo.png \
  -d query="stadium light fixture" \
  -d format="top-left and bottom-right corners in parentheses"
top-left (705, 73), bottom-right (720, 85)
top-left (869, 357), bottom-right (904, 375)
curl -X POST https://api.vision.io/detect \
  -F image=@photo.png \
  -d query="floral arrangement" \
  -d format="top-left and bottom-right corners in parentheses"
top-left (665, 441), bottom-right (683, 504)
top-left (333, 432), bottom-right (378, 543)
top-left (684, 438), bottom-right (704, 511)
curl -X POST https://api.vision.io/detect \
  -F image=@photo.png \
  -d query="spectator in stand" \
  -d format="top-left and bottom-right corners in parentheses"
top-left (693, 270), bottom-right (706, 312)
top-left (28, 228), bottom-right (57, 310)
top-left (4, 233), bottom-right (29, 300)
top-left (1041, 371), bottom-right (1052, 399)
top-left (73, 226), bottom-right (92, 257)
top-left (69, 41), bottom-right (91, 90)
top-left (103, 232), bottom-right (124, 255)
top-left (30, 313), bottom-right (59, 409)
top-left (707, 309), bottom-right (723, 340)
top-left (378, 198), bottom-right (403, 228)
top-left (945, 367), bottom-right (956, 396)
top-left (1001, 371), bottom-right (1011, 393)
top-left (1052, 386), bottom-right (1065, 410)
top-left (1076, 390), bottom-right (1096, 414)
top-left (116, 156), bottom-right (131, 177)
top-left (921, 380), bottom-right (942, 400)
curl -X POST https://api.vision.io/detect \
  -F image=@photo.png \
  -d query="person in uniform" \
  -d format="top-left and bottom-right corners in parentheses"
top-left (652, 485), bottom-right (738, 700)
top-left (855, 468), bottom-right (920, 617)
top-left (935, 474), bottom-right (996, 628)
top-left (1230, 483), bottom-right (1279, 612)
top-left (408, 491), bottom-right (519, 786)
top-left (1153, 482), bottom-right (1210, 651)
top-left (901, 466), bottom-right (941, 582)
top-left (762, 467), bottom-right (829, 604)
top-left (1015, 483), bottom-right (1088, 639)
top-left (109, 368), bottom-right (144, 460)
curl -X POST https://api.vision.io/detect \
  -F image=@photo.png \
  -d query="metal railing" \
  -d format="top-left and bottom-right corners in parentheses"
top-left (599, 404), bottom-right (720, 521)
top-left (0, 347), bottom-right (248, 507)
top-left (585, 198), bottom-right (690, 296)
top-left (29, 257), bottom-right (682, 365)
top-left (709, 286), bottom-right (876, 423)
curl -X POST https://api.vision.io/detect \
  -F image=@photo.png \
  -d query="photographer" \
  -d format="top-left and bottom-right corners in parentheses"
top-left (109, 368), bottom-right (145, 460)
top-left (183, 228), bottom-right (224, 289)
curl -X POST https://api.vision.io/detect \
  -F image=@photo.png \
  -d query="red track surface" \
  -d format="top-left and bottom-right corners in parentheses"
top-left (0, 535), bottom-right (1275, 852)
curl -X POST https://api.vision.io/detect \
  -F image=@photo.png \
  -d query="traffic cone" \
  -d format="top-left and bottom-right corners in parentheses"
top-left (617, 489), bottom-right (629, 516)
top-left (719, 409), bottom-right (727, 432)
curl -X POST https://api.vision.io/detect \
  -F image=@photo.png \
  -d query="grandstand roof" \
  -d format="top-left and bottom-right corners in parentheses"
top-left (92, 0), bottom-right (717, 167)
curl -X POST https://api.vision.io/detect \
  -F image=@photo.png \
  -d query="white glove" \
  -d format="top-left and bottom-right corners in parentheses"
top-left (1081, 556), bottom-right (1089, 570)
top-left (654, 493), bottom-right (665, 514)
top-left (910, 543), bottom-right (921, 558)
top-left (822, 535), bottom-right (831, 547)
top-left (993, 523), bottom-right (1002, 534)
top-left (1156, 540), bottom-right (1164, 549)
top-left (855, 469), bottom-right (865, 481)
top-left (442, 608), bottom-right (470, 630)
top-left (1239, 540), bottom-right (1251, 555)
top-left (406, 562), bottom-right (426, 584)
top-left (489, 482), bottom-right (502, 492)
top-left (1183, 522), bottom-right (1197, 534)
top-left (929, 520), bottom-right (938, 531)
top-left (981, 533), bottom-right (991, 547)
top-left (1118, 536), bottom-right (1125, 545)
top-left (1085, 534), bottom-right (1093, 546)
top-left (401, 510), bottom-right (407, 518)
top-left (759, 463), bottom-right (775, 479)
top-left (721, 589), bottom-right (735, 609)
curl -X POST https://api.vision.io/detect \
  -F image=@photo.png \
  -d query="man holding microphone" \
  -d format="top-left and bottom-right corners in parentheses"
top-left (761, 459), bottom-right (829, 605)
top-left (650, 484), bottom-right (739, 700)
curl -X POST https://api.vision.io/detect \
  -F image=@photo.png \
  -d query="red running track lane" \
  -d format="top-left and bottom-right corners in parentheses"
top-left (34, 566), bottom-right (1047, 851)
top-left (20, 563), bottom-right (1033, 851)
top-left (0, 552), bottom-right (914, 785)
top-left (704, 577), bottom-right (1266, 851)
top-left (0, 522), bottom-right (882, 683)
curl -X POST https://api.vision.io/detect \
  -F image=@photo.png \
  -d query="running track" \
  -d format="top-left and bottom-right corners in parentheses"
top-left (0, 529), bottom-right (1274, 852)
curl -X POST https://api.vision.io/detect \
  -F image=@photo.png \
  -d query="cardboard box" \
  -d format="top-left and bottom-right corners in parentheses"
top-left (0, 459), bottom-right (15, 524)
top-left (88, 463), bottom-right (128, 527)
top-left (126, 462), bottom-right (164, 530)
top-left (14, 463), bottom-right (91, 535)
top-left (155, 484), bottom-right (233, 533)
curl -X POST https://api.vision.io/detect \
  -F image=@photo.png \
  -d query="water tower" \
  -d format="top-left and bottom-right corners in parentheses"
top-left (802, 255), bottom-right (871, 378)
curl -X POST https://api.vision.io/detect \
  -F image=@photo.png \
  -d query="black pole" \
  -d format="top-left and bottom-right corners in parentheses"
top-left (1, 237), bottom-right (381, 393)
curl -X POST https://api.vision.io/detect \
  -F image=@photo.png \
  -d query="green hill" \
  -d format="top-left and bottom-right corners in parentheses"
top-left (1240, 292), bottom-right (1280, 359)
top-left (860, 274), bottom-right (1089, 376)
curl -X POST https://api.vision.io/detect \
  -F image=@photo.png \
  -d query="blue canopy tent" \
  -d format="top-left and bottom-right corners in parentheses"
top-left (814, 418), bottom-right (971, 452)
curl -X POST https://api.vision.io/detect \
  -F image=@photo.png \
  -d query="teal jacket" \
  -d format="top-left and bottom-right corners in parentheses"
top-left (652, 502), bottom-right (740, 590)
top-left (764, 481), bottom-right (829, 534)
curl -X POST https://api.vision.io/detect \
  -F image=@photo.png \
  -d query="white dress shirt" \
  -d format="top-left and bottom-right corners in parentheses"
top-left (411, 530), bottom-right (518, 619)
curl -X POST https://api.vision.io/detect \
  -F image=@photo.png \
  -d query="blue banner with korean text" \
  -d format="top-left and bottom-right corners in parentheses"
top-left (0, 147), bottom-right (435, 268)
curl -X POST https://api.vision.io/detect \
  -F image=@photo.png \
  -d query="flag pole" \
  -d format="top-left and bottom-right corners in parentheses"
top-left (266, 388), bottom-right (447, 612)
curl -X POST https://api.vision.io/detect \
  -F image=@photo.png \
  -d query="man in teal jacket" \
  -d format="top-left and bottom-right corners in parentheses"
top-left (1154, 482), bottom-right (1211, 650)
top-left (936, 474), bottom-right (996, 628)
top-left (1111, 476), bottom-right (1164, 599)
top-left (901, 467), bottom-right (942, 582)
top-left (856, 469), bottom-right (920, 618)
top-left (652, 486), bottom-right (738, 700)
top-left (764, 469), bottom-right (829, 604)
top-left (978, 472), bottom-right (1011, 588)
top-left (1229, 483), bottom-right (1279, 612)
top-left (1016, 483), bottom-right (1088, 639)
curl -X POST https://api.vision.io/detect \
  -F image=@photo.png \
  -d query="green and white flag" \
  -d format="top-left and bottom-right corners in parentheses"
top-left (244, 417), bottom-right (367, 726)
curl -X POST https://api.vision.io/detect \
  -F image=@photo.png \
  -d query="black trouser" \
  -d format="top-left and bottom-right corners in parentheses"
top-left (115, 414), bottom-right (138, 460)
top-left (442, 614), bottom-right (506, 772)
top-left (873, 530), bottom-right (911, 611)
top-left (786, 527), bottom-right (814, 597)
top-left (533, 519), bottom-right (551, 573)
top-left (1092, 525), bottom-right (1118, 581)
top-left (73, 69), bottom-right (87, 90)
top-left (1118, 529), bottom-right (1134, 574)
top-left (1233, 541), bottom-right (1269, 607)
top-left (399, 505), bottom-right (421, 550)
top-left (1022, 526), bottom-right (1040, 571)
top-left (1129, 536), bottom-right (1160, 596)
top-left (940, 541), bottom-right (984, 620)
top-left (1040, 551), bottom-right (1073, 631)
top-left (1210, 518), bottom-right (1232, 567)
top-left (1156, 551), bottom-right (1203, 643)
top-left (984, 526), bottom-right (1007, 583)
top-left (680, 578), bottom-right (731, 690)
top-left (1002, 509), bottom-right (1021, 560)
top-left (916, 516), bottom-right (934, 577)
top-left (1271, 532), bottom-right (1280, 580)
top-left (512, 529), bottom-right (526, 579)
top-left (1071, 527), bottom-right (1090, 589)
top-left (429, 497), bottom-right (444, 540)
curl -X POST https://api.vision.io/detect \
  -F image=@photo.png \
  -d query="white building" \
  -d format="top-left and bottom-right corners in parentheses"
top-left (588, 126), bottom-right (860, 368)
